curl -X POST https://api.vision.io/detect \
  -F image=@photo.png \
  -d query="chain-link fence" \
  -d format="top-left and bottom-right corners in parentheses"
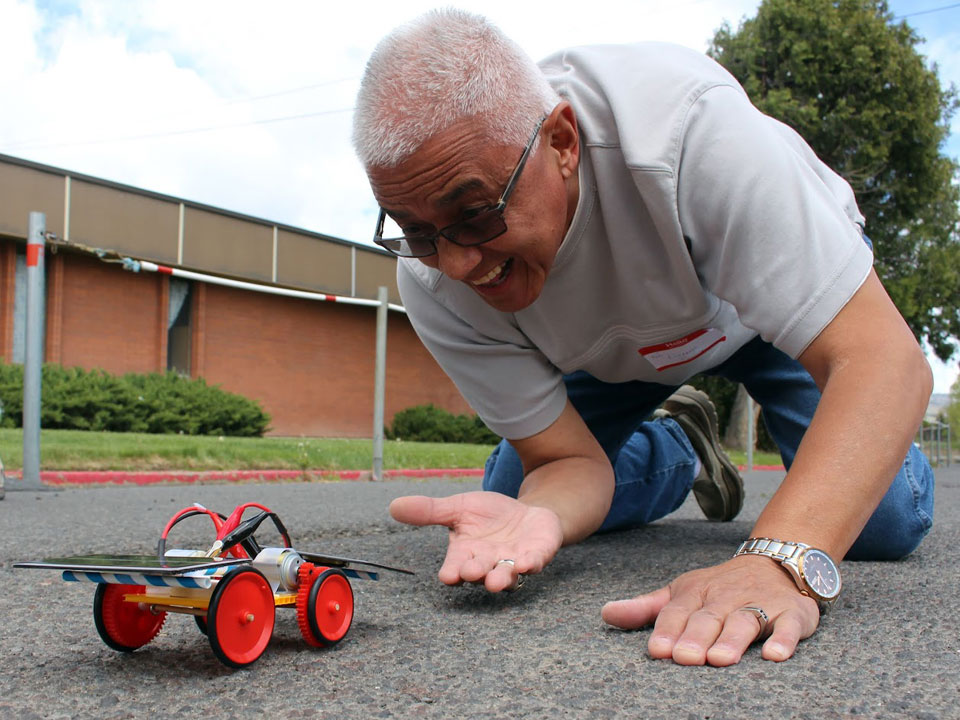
top-left (917, 420), bottom-right (952, 467)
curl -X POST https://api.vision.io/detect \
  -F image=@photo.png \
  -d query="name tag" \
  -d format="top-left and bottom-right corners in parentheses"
top-left (638, 328), bottom-right (726, 371)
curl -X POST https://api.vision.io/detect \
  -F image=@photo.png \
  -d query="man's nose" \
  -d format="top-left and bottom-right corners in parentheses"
top-left (436, 239), bottom-right (483, 281)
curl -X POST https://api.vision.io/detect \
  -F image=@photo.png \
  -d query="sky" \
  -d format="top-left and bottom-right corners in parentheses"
top-left (1, 0), bottom-right (958, 393)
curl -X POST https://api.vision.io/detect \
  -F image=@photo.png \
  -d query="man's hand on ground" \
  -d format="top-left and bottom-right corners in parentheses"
top-left (601, 555), bottom-right (821, 666)
top-left (390, 490), bottom-right (564, 592)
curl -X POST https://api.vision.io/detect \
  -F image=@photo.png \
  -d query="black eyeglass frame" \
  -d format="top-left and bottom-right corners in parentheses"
top-left (373, 117), bottom-right (546, 258)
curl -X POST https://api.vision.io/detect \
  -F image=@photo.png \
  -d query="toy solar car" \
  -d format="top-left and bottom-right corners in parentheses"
top-left (15, 502), bottom-right (412, 668)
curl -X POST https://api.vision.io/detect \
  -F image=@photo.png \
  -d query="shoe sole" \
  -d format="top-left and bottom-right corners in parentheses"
top-left (663, 387), bottom-right (744, 521)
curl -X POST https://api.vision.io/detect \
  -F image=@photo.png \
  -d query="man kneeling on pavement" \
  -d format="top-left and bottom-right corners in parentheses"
top-left (351, 9), bottom-right (935, 666)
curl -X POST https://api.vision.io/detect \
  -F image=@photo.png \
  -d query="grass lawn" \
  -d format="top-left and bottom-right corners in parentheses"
top-left (0, 429), bottom-right (495, 472)
top-left (0, 428), bottom-right (783, 472)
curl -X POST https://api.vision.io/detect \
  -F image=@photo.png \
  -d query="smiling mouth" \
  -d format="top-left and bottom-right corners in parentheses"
top-left (471, 258), bottom-right (513, 288)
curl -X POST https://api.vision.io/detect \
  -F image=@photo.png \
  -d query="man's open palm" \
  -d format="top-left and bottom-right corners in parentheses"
top-left (390, 491), bottom-right (564, 592)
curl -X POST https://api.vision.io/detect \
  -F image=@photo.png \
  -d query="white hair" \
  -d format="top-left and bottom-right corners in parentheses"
top-left (352, 8), bottom-right (561, 168)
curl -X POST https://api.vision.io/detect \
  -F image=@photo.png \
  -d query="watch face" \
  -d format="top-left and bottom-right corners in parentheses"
top-left (800, 548), bottom-right (841, 600)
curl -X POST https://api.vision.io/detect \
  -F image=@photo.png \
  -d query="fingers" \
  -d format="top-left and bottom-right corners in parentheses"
top-left (670, 607), bottom-right (729, 665)
top-left (705, 608), bottom-right (771, 667)
top-left (762, 609), bottom-right (813, 662)
top-left (391, 491), bottom-right (560, 593)
top-left (437, 538), bottom-right (474, 585)
top-left (389, 495), bottom-right (462, 528)
top-left (603, 559), bottom-right (822, 666)
top-left (601, 587), bottom-right (671, 629)
top-left (647, 595), bottom-right (703, 661)
top-left (648, 602), bottom-right (817, 666)
top-left (649, 602), bottom-right (755, 666)
top-left (481, 551), bottom-right (544, 592)
top-left (485, 560), bottom-right (522, 593)
top-left (438, 543), bottom-right (532, 592)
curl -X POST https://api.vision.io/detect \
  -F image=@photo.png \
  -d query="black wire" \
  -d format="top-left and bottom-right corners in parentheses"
top-left (2, 106), bottom-right (355, 153)
top-left (894, 1), bottom-right (960, 20)
top-left (221, 75), bottom-right (359, 106)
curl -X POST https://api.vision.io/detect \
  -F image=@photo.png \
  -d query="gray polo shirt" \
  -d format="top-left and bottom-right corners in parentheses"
top-left (397, 42), bottom-right (873, 440)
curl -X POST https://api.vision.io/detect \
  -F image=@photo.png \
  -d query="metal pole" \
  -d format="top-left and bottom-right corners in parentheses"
top-left (21, 212), bottom-right (45, 490)
top-left (746, 393), bottom-right (754, 472)
top-left (947, 424), bottom-right (952, 467)
top-left (936, 423), bottom-right (942, 467)
top-left (131, 260), bottom-right (406, 313)
top-left (372, 286), bottom-right (388, 482)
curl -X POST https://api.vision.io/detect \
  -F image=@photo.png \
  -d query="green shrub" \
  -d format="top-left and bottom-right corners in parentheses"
top-left (0, 362), bottom-right (269, 436)
top-left (387, 404), bottom-right (500, 445)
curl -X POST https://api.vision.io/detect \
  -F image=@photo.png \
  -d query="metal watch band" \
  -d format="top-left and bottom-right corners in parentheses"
top-left (734, 537), bottom-right (809, 562)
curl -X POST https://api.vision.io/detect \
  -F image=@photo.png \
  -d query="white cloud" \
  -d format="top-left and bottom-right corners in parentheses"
top-left (0, 0), bottom-right (763, 239)
top-left (929, 355), bottom-right (959, 396)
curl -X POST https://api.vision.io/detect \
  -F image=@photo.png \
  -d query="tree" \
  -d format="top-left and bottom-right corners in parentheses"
top-left (723, 383), bottom-right (762, 450)
top-left (709, 0), bottom-right (960, 361)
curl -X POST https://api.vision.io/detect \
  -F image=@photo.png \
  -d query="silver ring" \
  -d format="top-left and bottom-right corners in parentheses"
top-left (741, 606), bottom-right (769, 638)
top-left (496, 559), bottom-right (524, 592)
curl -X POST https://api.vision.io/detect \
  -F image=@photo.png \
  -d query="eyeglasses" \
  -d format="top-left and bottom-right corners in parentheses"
top-left (373, 117), bottom-right (545, 258)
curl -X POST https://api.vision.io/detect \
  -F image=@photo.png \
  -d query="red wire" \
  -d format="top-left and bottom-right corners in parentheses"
top-left (160, 505), bottom-right (224, 541)
top-left (217, 503), bottom-right (278, 558)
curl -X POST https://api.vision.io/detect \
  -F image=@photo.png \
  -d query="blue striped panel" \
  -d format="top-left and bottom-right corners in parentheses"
top-left (87, 572), bottom-right (106, 584)
top-left (115, 574), bottom-right (137, 585)
top-left (145, 575), bottom-right (168, 586)
top-left (63, 571), bottom-right (78, 582)
top-left (343, 569), bottom-right (378, 581)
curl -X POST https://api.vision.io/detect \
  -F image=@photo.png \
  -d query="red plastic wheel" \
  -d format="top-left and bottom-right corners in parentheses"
top-left (307, 569), bottom-right (353, 645)
top-left (94, 584), bottom-right (166, 652)
top-left (207, 567), bottom-right (275, 668)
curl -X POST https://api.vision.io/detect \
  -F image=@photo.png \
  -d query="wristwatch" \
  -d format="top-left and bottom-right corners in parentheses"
top-left (734, 537), bottom-right (842, 611)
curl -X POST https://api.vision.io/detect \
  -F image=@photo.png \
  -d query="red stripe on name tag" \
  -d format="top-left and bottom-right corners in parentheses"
top-left (638, 328), bottom-right (726, 371)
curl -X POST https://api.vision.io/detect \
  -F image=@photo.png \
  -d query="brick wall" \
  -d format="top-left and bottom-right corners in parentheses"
top-left (52, 252), bottom-right (165, 374)
top-left (196, 282), bottom-right (473, 437)
top-left (0, 241), bottom-right (15, 361)
top-left (0, 240), bottom-right (474, 437)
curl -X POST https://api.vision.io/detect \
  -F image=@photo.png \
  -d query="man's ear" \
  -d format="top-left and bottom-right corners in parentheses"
top-left (545, 101), bottom-right (580, 180)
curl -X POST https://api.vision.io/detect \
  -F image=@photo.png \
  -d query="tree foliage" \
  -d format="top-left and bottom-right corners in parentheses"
top-left (709, 0), bottom-right (960, 360)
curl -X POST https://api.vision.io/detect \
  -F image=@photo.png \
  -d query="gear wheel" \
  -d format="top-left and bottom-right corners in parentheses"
top-left (295, 562), bottom-right (326, 647)
top-left (96, 583), bottom-right (166, 651)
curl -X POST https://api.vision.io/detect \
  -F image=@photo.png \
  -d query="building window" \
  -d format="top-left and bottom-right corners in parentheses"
top-left (167, 277), bottom-right (191, 374)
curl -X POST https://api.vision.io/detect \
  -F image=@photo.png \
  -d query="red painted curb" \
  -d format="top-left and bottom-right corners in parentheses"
top-left (5, 468), bottom-right (486, 487)
top-left (5, 465), bottom-right (785, 487)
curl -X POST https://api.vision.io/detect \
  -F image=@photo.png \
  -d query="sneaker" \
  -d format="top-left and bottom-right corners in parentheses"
top-left (660, 385), bottom-right (743, 521)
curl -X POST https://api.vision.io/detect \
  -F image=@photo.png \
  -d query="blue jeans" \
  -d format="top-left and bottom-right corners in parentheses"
top-left (483, 336), bottom-right (935, 561)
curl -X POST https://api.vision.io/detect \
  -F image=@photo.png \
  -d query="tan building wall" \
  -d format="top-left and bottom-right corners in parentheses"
top-left (0, 153), bottom-right (402, 302)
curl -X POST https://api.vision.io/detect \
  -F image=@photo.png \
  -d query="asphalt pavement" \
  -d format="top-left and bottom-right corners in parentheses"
top-left (1, 466), bottom-right (958, 720)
